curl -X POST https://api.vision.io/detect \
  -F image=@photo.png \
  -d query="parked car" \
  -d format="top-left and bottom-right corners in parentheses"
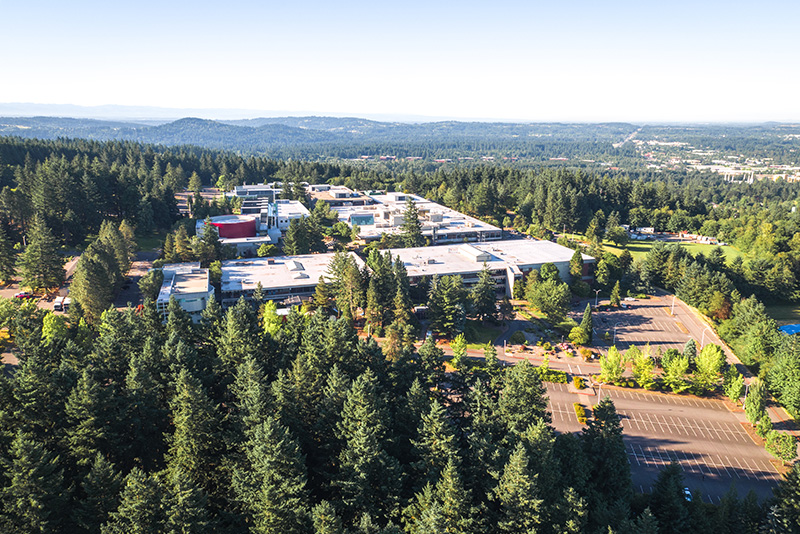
top-left (14, 291), bottom-right (34, 299)
top-left (683, 487), bottom-right (692, 502)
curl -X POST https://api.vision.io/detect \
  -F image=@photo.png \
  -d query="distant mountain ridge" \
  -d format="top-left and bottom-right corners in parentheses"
top-left (0, 115), bottom-right (640, 149)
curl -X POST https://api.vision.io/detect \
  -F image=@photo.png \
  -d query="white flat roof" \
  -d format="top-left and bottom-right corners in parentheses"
top-left (388, 240), bottom-right (593, 278)
top-left (333, 192), bottom-right (500, 237)
top-left (275, 200), bottom-right (310, 218)
top-left (220, 252), bottom-right (364, 293)
top-left (157, 268), bottom-right (212, 303)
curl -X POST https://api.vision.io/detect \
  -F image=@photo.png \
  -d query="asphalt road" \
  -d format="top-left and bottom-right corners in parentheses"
top-left (547, 383), bottom-right (782, 503)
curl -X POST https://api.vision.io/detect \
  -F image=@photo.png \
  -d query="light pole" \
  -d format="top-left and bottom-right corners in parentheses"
top-left (671, 295), bottom-right (676, 316)
top-left (597, 382), bottom-right (605, 403)
top-left (594, 289), bottom-right (601, 308)
top-left (613, 322), bottom-right (623, 345)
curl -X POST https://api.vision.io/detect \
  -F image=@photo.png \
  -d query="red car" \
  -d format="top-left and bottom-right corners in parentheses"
top-left (13, 292), bottom-right (34, 299)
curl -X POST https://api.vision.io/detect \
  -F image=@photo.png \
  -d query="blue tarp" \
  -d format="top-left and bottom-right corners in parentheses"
top-left (779, 324), bottom-right (800, 335)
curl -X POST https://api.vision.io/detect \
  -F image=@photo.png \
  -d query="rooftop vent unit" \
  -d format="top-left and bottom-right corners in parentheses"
top-left (288, 261), bottom-right (304, 271)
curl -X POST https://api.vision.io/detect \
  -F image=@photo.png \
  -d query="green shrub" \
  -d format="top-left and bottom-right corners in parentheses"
top-left (573, 376), bottom-right (585, 390)
top-left (539, 368), bottom-right (568, 383)
top-left (756, 417), bottom-right (774, 439)
top-left (509, 331), bottom-right (527, 345)
top-left (766, 431), bottom-right (797, 462)
top-left (574, 403), bottom-right (587, 424)
top-left (542, 341), bottom-right (552, 351)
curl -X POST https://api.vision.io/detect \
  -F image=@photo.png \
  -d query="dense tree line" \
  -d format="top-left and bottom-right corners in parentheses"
top-left (0, 290), bottom-right (796, 533)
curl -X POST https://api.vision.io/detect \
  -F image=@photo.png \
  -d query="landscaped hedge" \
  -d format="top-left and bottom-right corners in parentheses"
top-left (573, 376), bottom-right (585, 390)
top-left (538, 368), bottom-right (568, 383)
top-left (574, 403), bottom-right (587, 424)
top-left (766, 431), bottom-right (797, 463)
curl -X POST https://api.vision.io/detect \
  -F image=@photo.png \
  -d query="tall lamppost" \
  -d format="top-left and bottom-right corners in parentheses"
top-left (594, 289), bottom-right (601, 308)
top-left (671, 295), bottom-right (677, 316)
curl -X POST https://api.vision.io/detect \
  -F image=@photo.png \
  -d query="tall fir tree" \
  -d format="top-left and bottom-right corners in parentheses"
top-left (334, 369), bottom-right (402, 524)
top-left (471, 263), bottom-right (498, 321)
top-left (580, 302), bottom-right (593, 342)
top-left (101, 467), bottom-right (167, 534)
top-left (72, 453), bottom-right (123, 533)
top-left (492, 441), bottom-right (543, 534)
top-left (19, 215), bottom-right (64, 290)
top-left (233, 416), bottom-right (310, 534)
top-left (165, 369), bottom-right (222, 502)
top-left (0, 430), bottom-right (68, 534)
top-left (0, 223), bottom-right (17, 282)
top-left (400, 196), bottom-right (424, 248)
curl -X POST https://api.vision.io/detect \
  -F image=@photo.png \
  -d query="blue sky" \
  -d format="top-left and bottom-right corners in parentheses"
top-left (1, 0), bottom-right (798, 121)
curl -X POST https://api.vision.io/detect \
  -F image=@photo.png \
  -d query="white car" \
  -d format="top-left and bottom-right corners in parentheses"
top-left (624, 297), bottom-right (636, 302)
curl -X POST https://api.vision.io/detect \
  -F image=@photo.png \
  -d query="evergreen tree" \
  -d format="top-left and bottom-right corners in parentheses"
top-left (165, 369), bottom-right (221, 500)
top-left (610, 280), bottom-right (621, 307)
top-left (71, 242), bottom-right (117, 323)
top-left (72, 453), bottom-right (123, 533)
top-left (650, 462), bottom-right (689, 534)
top-left (471, 263), bottom-right (497, 321)
top-left (0, 224), bottom-right (17, 282)
top-left (101, 468), bottom-right (167, 534)
top-left (417, 336), bottom-right (445, 389)
top-left (492, 441), bottom-right (543, 534)
top-left (313, 276), bottom-right (332, 313)
top-left (569, 248), bottom-right (584, 283)
top-left (400, 197), bottom-right (424, 248)
top-left (450, 333), bottom-right (467, 370)
top-left (411, 399), bottom-right (458, 489)
top-left (312, 501), bottom-right (344, 534)
top-left (63, 368), bottom-right (108, 468)
top-left (19, 215), bottom-right (64, 290)
top-left (0, 430), bottom-right (68, 534)
top-left (497, 360), bottom-right (550, 435)
top-left (683, 338), bottom-right (698, 364)
top-left (334, 369), bottom-right (402, 524)
top-left (580, 303), bottom-right (593, 342)
top-left (435, 457), bottom-right (476, 534)
top-left (233, 416), bottom-right (310, 534)
top-left (217, 297), bottom-right (262, 372)
top-left (582, 397), bottom-right (632, 530)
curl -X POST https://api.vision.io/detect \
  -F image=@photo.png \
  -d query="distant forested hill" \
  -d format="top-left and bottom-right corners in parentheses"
top-left (0, 115), bottom-right (639, 158)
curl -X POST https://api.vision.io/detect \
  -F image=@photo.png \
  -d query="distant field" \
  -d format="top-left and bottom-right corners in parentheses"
top-left (765, 303), bottom-right (800, 326)
top-left (602, 240), bottom-right (743, 262)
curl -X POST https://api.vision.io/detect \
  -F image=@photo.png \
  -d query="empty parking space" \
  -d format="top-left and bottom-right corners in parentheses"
top-left (590, 299), bottom-right (692, 353)
top-left (545, 383), bottom-right (782, 501)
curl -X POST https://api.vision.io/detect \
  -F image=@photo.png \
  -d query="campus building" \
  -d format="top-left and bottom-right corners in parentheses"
top-left (388, 240), bottom-right (594, 297)
top-left (156, 263), bottom-right (214, 322)
top-left (219, 252), bottom-right (365, 307)
top-left (327, 190), bottom-right (502, 244)
top-left (195, 215), bottom-right (274, 256)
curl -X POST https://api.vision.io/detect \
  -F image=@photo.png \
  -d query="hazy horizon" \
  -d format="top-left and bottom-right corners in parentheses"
top-left (1, 102), bottom-right (798, 125)
top-left (2, 1), bottom-right (799, 123)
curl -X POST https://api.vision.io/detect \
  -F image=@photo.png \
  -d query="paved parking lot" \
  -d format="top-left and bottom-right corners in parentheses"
top-left (589, 297), bottom-right (691, 353)
top-left (546, 383), bottom-right (782, 502)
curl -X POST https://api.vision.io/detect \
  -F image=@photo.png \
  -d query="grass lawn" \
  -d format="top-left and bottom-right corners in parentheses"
top-left (765, 303), bottom-right (800, 326)
top-left (464, 320), bottom-right (501, 349)
top-left (601, 240), bottom-right (743, 263)
top-left (136, 231), bottom-right (167, 252)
